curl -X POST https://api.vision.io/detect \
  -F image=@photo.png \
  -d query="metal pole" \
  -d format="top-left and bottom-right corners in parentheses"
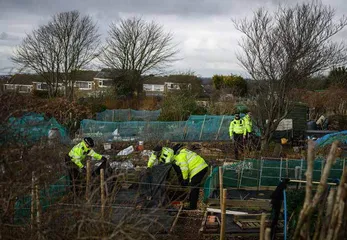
top-left (279, 158), bottom-right (283, 181)
top-left (299, 158), bottom-right (303, 189)
top-left (259, 158), bottom-right (264, 189)
top-left (215, 115), bottom-right (225, 140)
top-left (286, 158), bottom-right (289, 178)
top-left (257, 160), bottom-right (261, 191)
top-left (183, 120), bottom-right (189, 140)
top-left (199, 115), bottom-right (207, 140)
top-left (239, 160), bottom-right (246, 189)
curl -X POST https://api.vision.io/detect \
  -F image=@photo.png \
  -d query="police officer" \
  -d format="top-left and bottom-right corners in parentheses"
top-left (243, 112), bottom-right (253, 138)
top-left (65, 137), bottom-right (106, 193)
top-left (173, 144), bottom-right (208, 210)
top-left (147, 145), bottom-right (175, 168)
top-left (229, 113), bottom-right (246, 159)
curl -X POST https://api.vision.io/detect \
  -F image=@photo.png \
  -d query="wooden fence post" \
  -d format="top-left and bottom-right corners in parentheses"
top-left (219, 167), bottom-right (223, 207)
top-left (31, 172), bottom-right (35, 231)
top-left (86, 159), bottom-right (91, 201)
top-left (220, 188), bottom-right (227, 240)
top-left (260, 212), bottom-right (266, 240)
top-left (100, 168), bottom-right (105, 220)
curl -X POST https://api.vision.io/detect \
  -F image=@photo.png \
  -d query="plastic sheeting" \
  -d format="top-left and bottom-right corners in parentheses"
top-left (315, 130), bottom-right (347, 148)
top-left (1, 112), bottom-right (70, 146)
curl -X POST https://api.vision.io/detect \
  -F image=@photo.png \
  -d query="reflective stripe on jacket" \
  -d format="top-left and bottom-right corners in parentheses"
top-left (229, 119), bottom-right (246, 137)
top-left (68, 141), bottom-right (102, 168)
top-left (243, 115), bottom-right (252, 133)
top-left (174, 149), bottom-right (208, 181)
top-left (147, 147), bottom-right (174, 168)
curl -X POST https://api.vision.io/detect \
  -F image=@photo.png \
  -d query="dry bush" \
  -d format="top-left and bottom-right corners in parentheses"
top-left (0, 140), bottom-right (172, 240)
top-left (298, 86), bottom-right (347, 120)
top-left (0, 93), bottom-right (93, 134)
top-left (104, 96), bottom-right (160, 110)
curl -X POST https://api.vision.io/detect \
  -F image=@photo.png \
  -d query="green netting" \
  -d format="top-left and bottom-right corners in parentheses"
top-left (96, 109), bottom-right (161, 121)
top-left (203, 157), bottom-right (346, 202)
top-left (1, 113), bottom-right (70, 146)
top-left (82, 114), bottom-right (260, 142)
top-left (14, 175), bottom-right (69, 224)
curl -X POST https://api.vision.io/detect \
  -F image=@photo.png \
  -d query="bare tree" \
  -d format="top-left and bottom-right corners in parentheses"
top-left (233, 1), bottom-right (347, 150)
top-left (12, 10), bottom-right (100, 99)
top-left (100, 17), bottom-right (179, 95)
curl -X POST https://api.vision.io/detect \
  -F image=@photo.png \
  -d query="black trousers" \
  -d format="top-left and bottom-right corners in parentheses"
top-left (233, 133), bottom-right (244, 160)
top-left (189, 167), bottom-right (208, 209)
top-left (65, 155), bottom-right (83, 194)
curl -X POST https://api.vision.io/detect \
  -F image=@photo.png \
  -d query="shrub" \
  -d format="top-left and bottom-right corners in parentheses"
top-left (158, 90), bottom-right (207, 121)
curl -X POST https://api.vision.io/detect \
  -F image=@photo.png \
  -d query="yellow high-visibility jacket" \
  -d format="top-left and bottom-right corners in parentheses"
top-left (243, 114), bottom-right (252, 133)
top-left (174, 149), bottom-right (208, 181)
top-left (147, 147), bottom-right (174, 168)
top-left (229, 119), bottom-right (246, 137)
top-left (68, 141), bottom-right (102, 168)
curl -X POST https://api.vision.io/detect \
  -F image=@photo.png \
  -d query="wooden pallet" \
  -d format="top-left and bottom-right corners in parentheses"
top-left (235, 219), bottom-right (284, 229)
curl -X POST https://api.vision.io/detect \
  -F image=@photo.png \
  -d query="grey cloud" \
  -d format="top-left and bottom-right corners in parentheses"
top-left (1, 0), bottom-right (230, 17)
top-left (1, 0), bottom-right (347, 77)
top-left (0, 32), bottom-right (20, 41)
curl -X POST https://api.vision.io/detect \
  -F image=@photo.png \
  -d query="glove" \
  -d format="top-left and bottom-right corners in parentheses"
top-left (79, 166), bottom-right (87, 174)
top-left (181, 179), bottom-right (189, 187)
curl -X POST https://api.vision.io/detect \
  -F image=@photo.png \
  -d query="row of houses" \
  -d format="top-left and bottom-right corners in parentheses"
top-left (0, 69), bottom-right (207, 97)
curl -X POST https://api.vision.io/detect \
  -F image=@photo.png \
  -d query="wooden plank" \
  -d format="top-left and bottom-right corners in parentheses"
top-left (169, 205), bottom-right (183, 233)
top-left (207, 199), bottom-right (271, 210)
top-left (199, 210), bottom-right (209, 233)
top-left (206, 207), bottom-right (248, 215)
top-left (236, 221), bottom-right (243, 228)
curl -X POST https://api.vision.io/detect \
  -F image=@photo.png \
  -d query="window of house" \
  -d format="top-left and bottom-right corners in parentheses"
top-left (37, 83), bottom-right (48, 90)
top-left (153, 85), bottom-right (164, 91)
top-left (99, 80), bottom-right (103, 87)
top-left (143, 84), bottom-right (152, 91)
top-left (75, 81), bottom-right (92, 89)
top-left (18, 85), bottom-right (31, 93)
top-left (4, 84), bottom-right (15, 90)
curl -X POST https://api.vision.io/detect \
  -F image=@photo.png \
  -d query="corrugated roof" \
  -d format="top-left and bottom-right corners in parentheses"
top-left (143, 75), bottom-right (199, 84)
top-left (73, 70), bottom-right (98, 81)
top-left (6, 71), bottom-right (99, 85)
top-left (7, 74), bottom-right (46, 85)
top-left (95, 68), bottom-right (135, 79)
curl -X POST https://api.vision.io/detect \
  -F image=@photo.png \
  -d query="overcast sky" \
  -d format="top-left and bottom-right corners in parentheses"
top-left (0, 0), bottom-right (346, 77)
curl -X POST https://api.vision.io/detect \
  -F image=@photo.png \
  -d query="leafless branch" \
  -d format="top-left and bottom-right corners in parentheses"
top-left (233, 1), bottom-right (347, 149)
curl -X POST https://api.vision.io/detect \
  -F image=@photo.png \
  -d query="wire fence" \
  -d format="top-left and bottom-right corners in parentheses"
top-left (204, 157), bottom-right (346, 201)
top-left (96, 109), bottom-right (161, 122)
top-left (81, 113), bottom-right (261, 142)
